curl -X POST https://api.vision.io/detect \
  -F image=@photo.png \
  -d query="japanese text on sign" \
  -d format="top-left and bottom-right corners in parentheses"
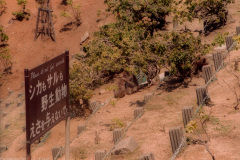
top-left (25, 52), bottom-right (69, 143)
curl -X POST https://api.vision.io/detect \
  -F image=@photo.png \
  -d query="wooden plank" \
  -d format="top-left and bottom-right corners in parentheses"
top-left (196, 88), bottom-right (200, 106)
top-left (52, 146), bottom-right (64, 160)
top-left (226, 36), bottom-right (233, 50)
top-left (169, 127), bottom-right (183, 153)
top-left (196, 86), bottom-right (207, 105)
top-left (169, 129), bottom-right (175, 153)
top-left (237, 26), bottom-right (240, 35)
top-left (134, 107), bottom-right (143, 119)
top-left (172, 128), bottom-right (178, 152)
top-left (95, 150), bottom-right (106, 160)
top-left (139, 153), bottom-right (155, 160)
top-left (144, 93), bottom-right (152, 103)
top-left (41, 10), bottom-right (45, 40)
top-left (77, 124), bottom-right (85, 135)
top-left (182, 106), bottom-right (193, 127)
top-left (203, 65), bottom-right (214, 84)
top-left (176, 127), bottom-right (182, 146)
top-left (113, 128), bottom-right (123, 144)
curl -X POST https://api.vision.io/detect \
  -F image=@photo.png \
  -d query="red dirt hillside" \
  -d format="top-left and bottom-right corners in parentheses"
top-left (1, 0), bottom-right (240, 160)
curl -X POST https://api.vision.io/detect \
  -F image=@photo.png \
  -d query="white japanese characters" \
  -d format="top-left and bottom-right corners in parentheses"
top-left (28, 55), bottom-right (68, 140)
top-left (30, 106), bottom-right (68, 139)
top-left (29, 71), bottom-right (64, 100)
top-left (40, 82), bottom-right (67, 113)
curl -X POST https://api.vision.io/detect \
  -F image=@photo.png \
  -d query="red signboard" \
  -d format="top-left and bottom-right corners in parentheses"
top-left (24, 51), bottom-right (69, 148)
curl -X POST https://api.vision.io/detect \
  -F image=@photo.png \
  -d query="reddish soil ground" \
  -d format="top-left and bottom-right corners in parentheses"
top-left (1, 0), bottom-right (240, 160)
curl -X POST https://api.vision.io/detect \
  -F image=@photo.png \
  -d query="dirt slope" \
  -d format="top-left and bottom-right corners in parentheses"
top-left (1, 0), bottom-right (240, 160)
top-left (0, 0), bottom-right (114, 98)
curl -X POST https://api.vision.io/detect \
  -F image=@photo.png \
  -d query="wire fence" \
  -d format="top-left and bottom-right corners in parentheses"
top-left (6, 59), bottom-right (226, 159)
top-left (170, 135), bottom-right (186, 160)
top-left (169, 50), bottom-right (228, 160)
top-left (1, 42), bottom-right (233, 160)
top-left (102, 111), bottom-right (144, 160)
top-left (70, 96), bottom-right (114, 144)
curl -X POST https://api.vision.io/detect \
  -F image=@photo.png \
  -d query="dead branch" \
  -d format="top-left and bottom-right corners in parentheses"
top-left (160, 124), bottom-right (165, 132)
top-left (225, 68), bottom-right (240, 87)
top-left (200, 108), bottom-right (212, 141)
top-left (194, 131), bottom-right (215, 160)
top-left (230, 72), bottom-right (240, 87)
top-left (223, 79), bottom-right (239, 110)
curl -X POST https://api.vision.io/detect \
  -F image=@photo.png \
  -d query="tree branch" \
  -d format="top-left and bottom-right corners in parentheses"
top-left (223, 79), bottom-right (239, 110)
top-left (194, 131), bottom-right (215, 160)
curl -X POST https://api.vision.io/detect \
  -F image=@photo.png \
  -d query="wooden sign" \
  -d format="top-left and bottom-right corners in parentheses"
top-left (24, 51), bottom-right (69, 159)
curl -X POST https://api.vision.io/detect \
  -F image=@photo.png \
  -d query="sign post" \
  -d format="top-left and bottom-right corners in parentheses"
top-left (65, 50), bottom-right (70, 160)
top-left (65, 116), bottom-right (70, 159)
top-left (24, 51), bottom-right (70, 159)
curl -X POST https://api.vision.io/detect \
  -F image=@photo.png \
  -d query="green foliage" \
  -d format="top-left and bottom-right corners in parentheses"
top-left (60, 10), bottom-right (70, 18)
top-left (209, 116), bottom-right (220, 125)
top-left (69, 0), bottom-right (210, 107)
top-left (233, 35), bottom-right (240, 50)
top-left (109, 99), bottom-right (116, 106)
top-left (0, 26), bottom-right (8, 44)
top-left (13, 0), bottom-right (30, 21)
top-left (145, 104), bottom-right (163, 111)
top-left (0, 0), bottom-right (6, 8)
top-left (173, 0), bottom-right (235, 32)
top-left (233, 35), bottom-right (240, 44)
top-left (185, 109), bottom-right (210, 133)
top-left (72, 0), bottom-right (169, 104)
top-left (215, 124), bottom-right (231, 134)
top-left (70, 0), bottom-right (170, 105)
top-left (185, 120), bottom-right (197, 133)
top-left (66, 0), bottom-right (73, 5)
top-left (0, 0), bottom-right (6, 16)
top-left (17, 0), bottom-right (27, 6)
top-left (83, 22), bottom-right (165, 76)
top-left (97, 9), bottom-right (101, 17)
top-left (69, 62), bottom-right (99, 104)
top-left (174, 0), bottom-right (234, 21)
top-left (72, 148), bottom-right (87, 159)
top-left (12, 11), bottom-right (30, 21)
top-left (105, 0), bottom-right (173, 30)
top-left (106, 85), bottom-right (118, 91)
top-left (164, 31), bottom-right (210, 77)
top-left (110, 118), bottom-right (126, 131)
top-left (60, 0), bottom-right (82, 25)
top-left (0, 47), bottom-right (11, 69)
top-left (211, 32), bottom-right (229, 46)
top-left (0, 46), bottom-right (12, 75)
top-left (198, 109), bottom-right (210, 123)
top-left (36, 0), bottom-right (45, 5)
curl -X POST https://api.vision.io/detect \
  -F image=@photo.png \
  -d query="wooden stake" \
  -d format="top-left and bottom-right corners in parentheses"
top-left (34, 8), bottom-right (40, 40)
top-left (65, 116), bottom-right (70, 160)
top-left (48, 9), bottom-right (56, 42)
top-left (35, 7), bottom-right (56, 42)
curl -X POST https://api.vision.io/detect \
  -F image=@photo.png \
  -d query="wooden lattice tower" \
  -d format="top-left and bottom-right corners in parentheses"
top-left (34, 0), bottom-right (56, 42)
